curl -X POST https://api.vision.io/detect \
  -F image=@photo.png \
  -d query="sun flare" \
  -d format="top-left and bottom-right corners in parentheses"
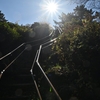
top-left (45, 2), bottom-right (58, 13)
top-left (42, 0), bottom-right (60, 15)
top-left (39, 0), bottom-right (62, 22)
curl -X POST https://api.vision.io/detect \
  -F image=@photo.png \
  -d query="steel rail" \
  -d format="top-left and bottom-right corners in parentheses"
top-left (36, 38), bottom-right (62, 100)
top-left (0, 49), bottom-right (25, 79)
top-left (0, 30), bottom-right (54, 61)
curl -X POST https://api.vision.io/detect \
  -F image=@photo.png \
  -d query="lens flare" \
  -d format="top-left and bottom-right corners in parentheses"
top-left (41, 0), bottom-right (60, 16)
top-left (45, 1), bottom-right (58, 13)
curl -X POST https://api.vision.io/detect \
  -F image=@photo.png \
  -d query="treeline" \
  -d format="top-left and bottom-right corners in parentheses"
top-left (0, 11), bottom-right (52, 55)
top-left (48, 5), bottom-right (100, 100)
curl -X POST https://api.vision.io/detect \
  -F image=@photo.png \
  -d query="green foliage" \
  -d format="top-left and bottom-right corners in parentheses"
top-left (31, 22), bottom-right (52, 39)
top-left (0, 22), bottom-right (20, 44)
top-left (0, 11), bottom-right (52, 61)
top-left (0, 11), bottom-right (7, 22)
top-left (46, 64), bottom-right (61, 74)
top-left (51, 5), bottom-right (100, 99)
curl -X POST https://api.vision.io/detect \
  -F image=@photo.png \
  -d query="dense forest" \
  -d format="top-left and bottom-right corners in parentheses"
top-left (0, 3), bottom-right (100, 100)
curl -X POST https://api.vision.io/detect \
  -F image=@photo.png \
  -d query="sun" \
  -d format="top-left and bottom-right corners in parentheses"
top-left (41, 0), bottom-right (60, 15)
top-left (45, 1), bottom-right (58, 13)
top-left (39, 0), bottom-right (63, 23)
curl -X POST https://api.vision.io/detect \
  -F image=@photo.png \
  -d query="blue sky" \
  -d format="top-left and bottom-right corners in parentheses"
top-left (0, 0), bottom-right (76, 25)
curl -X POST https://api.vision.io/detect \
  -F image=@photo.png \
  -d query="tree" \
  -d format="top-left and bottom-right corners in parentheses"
top-left (51, 5), bottom-right (100, 100)
top-left (66, 0), bottom-right (100, 11)
top-left (0, 11), bottom-right (7, 22)
top-left (67, 0), bottom-right (89, 4)
top-left (55, 6), bottom-right (92, 34)
top-left (31, 22), bottom-right (52, 39)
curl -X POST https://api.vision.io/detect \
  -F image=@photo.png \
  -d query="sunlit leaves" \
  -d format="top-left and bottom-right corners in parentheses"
top-left (52, 5), bottom-right (100, 96)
